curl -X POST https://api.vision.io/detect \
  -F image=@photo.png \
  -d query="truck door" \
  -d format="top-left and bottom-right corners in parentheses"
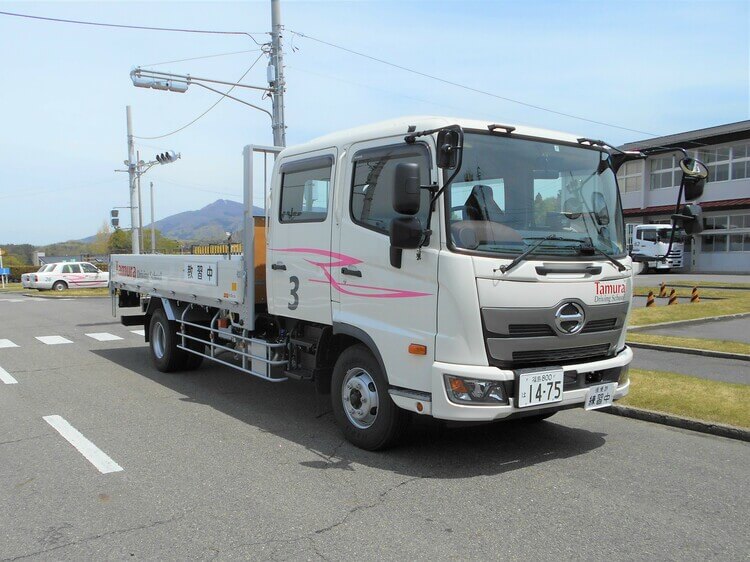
top-left (332, 140), bottom-right (438, 390)
top-left (267, 150), bottom-right (337, 324)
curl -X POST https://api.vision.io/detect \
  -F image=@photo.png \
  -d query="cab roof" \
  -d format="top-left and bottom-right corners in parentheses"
top-left (278, 116), bottom-right (587, 159)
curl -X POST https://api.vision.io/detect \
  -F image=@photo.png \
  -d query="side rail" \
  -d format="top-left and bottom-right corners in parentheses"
top-left (176, 303), bottom-right (288, 383)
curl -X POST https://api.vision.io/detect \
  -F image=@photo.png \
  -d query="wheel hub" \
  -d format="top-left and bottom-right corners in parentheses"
top-left (341, 368), bottom-right (379, 429)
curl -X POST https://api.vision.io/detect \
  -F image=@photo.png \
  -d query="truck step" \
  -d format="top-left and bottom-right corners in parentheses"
top-left (283, 368), bottom-right (314, 381)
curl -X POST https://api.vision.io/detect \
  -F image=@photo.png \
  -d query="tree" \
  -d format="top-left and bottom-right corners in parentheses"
top-left (143, 229), bottom-right (181, 254)
top-left (108, 229), bottom-right (131, 254)
top-left (90, 222), bottom-right (111, 255)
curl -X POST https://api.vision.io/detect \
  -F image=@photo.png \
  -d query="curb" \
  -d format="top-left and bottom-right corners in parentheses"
top-left (600, 405), bottom-right (750, 442)
top-left (21, 292), bottom-right (108, 300)
top-left (628, 311), bottom-right (750, 331)
top-left (626, 341), bottom-right (750, 362)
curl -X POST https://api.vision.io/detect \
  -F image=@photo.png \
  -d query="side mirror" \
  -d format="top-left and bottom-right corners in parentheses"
top-left (562, 198), bottom-right (582, 220)
top-left (389, 217), bottom-right (423, 268)
top-left (393, 162), bottom-right (421, 215)
top-left (677, 203), bottom-right (704, 235)
top-left (591, 192), bottom-right (610, 225)
top-left (436, 129), bottom-right (460, 169)
top-left (679, 158), bottom-right (708, 201)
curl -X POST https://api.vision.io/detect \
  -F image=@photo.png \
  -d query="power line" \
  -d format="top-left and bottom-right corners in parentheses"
top-left (134, 51), bottom-right (266, 140)
top-left (141, 48), bottom-right (262, 68)
top-left (0, 10), bottom-right (267, 45)
top-left (289, 30), bottom-right (660, 138)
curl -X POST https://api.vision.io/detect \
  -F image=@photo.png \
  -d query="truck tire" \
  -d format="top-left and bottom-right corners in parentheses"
top-left (52, 281), bottom-right (67, 292)
top-left (331, 344), bottom-right (408, 451)
top-left (149, 308), bottom-right (187, 372)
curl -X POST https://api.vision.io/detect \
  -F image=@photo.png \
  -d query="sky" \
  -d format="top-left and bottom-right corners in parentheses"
top-left (0, 0), bottom-right (747, 245)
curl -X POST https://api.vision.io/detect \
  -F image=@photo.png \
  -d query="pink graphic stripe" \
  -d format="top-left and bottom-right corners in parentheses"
top-left (273, 247), bottom-right (430, 299)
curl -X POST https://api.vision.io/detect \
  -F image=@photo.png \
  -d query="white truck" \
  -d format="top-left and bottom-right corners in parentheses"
top-left (626, 224), bottom-right (685, 273)
top-left (110, 117), bottom-right (707, 450)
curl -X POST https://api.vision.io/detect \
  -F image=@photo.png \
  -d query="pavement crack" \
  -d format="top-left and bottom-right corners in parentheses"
top-left (2, 510), bottom-right (192, 561)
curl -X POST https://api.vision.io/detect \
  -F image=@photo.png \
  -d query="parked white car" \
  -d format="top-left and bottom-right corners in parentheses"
top-left (33, 262), bottom-right (109, 291)
top-left (22, 264), bottom-right (54, 288)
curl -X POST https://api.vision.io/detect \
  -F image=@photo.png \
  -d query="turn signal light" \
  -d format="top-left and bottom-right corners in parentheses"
top-left (408, 344), bottom-right (427, 355)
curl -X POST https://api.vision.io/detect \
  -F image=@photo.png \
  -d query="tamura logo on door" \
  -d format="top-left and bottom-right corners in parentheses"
top-left (593, 281), bottom-right (627, 303)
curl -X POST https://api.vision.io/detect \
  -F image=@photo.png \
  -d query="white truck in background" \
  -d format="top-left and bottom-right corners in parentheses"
top-left (626, 224), bottom-right (686, 273)
top-left (110, 116), bottom-right (708, 450)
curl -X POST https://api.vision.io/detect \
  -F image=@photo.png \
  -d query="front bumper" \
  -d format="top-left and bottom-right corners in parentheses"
top-left (391, 346), bottom-right (632, 421)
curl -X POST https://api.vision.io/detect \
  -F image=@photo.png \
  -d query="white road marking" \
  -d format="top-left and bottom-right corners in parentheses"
top-left (0, 299), bottom-right (24, 303)
top-left (130, 329), bottom-right (145, 336)
top-left (86, 332), bottom-right (123, 342)
top-left (0, 366), bottom-right (18, 384)
top-left (43, 415), bottom-right (123, 474)
top-left (36, 335), bottom-right (73, 345)
top-left (0, 339), bottom-right (19, 349)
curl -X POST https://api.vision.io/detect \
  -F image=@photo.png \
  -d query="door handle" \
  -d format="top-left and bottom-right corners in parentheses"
top-left (271, 262), bottom-right (287, 271)
top-left (341, 267), bottom-right (362, 277)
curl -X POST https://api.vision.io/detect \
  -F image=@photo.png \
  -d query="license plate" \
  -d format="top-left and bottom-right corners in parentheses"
top-left (516, 368), bottom-right (564, 408)
top-left (584, 383), bottom-right (617, 410)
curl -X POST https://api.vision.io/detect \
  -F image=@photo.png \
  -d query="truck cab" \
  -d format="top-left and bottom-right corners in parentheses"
top-left (627, 224), bottom-right (685, 272)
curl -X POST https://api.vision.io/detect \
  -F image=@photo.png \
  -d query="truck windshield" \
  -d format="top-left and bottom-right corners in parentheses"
top-left (447, 133), bottom-right (625, 258)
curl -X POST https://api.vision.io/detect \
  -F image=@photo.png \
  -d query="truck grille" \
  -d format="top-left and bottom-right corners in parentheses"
top-left (512, 344), bottom-right (611, 365)
top-left (508, 324), bottom-right (555, 337)
top-left (581, 318), bottom-right (617, 333)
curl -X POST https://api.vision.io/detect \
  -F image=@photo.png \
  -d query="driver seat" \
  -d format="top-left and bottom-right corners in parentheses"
top-left (464, 184), bottom-right (505, 223)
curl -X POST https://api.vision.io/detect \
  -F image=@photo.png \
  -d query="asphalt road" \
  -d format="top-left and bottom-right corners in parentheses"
top-left (629, 347), bottom-right (748, 385)
top-left (637, 317), bottom-right (750, 344)
top-left (1, 296), bottom-right (748, 560)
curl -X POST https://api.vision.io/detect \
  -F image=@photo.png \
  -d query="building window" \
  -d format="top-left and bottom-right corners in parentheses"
top-left (696, 147), bottom-right (730, 182)
top-left (703, 215), bottom-right (728, 230)
top-left (649, 156), bottom-right (679, 189)
top-left (701, 213), bottom-right (750, 252)
top-left (730, 143), bottom-right (750, 180)
top-left (617, 160), bottom-right (643, 193)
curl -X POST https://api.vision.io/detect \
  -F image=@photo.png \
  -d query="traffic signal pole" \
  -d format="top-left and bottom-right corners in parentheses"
top-left (126, 105), bottom-right (140, 254)
top-left (270, 0), bottom-right (286, 147)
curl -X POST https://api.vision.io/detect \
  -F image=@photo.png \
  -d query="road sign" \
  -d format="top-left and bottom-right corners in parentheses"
top-left (0, 268), bottom-right (9, 275)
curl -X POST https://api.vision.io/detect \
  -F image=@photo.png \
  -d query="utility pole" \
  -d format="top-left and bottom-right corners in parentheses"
top-left (126, 106), bottom-right (140, 254)
top-left (137, 150), bottom-right (144, 253)
top-left (270, 0), bottom-right (286, 147)
top-left (150, 181), bottom-right (156, 254)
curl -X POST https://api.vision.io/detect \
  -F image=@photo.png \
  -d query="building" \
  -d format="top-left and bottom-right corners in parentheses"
top-left (618, 120), bottom-right (750, 273)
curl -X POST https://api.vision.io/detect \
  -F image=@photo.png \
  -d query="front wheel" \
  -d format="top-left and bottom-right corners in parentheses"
top-left (331, 345), bottom-right (408, 451)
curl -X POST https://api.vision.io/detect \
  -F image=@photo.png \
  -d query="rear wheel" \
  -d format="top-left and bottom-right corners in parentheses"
top-left (52, 281), bottom-right (67, 292)
top-left (331, 345), bottom-right (408, 450)
top-left (149, 309), bottom-right (187, 372)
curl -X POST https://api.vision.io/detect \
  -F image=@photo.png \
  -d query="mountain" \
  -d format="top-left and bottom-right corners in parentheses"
top-left (145, 199), bottom-right (264, 242)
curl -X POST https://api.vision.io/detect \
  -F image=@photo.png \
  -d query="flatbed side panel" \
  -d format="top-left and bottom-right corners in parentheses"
top-left (110, 254), bottom-right (245, 307)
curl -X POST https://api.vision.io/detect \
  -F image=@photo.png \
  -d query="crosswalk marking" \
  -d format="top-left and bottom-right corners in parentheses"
top-left (43, 415), bottom-right (123, 474)
top-left (0, 366), bottom-right (18, 384)
top-left (130, 329), bottom-right (145, 336)
top-left (36, 335), bottom-right (74, 345)
top-left (86, 332), bottom-right (123, 342)
top-left (0, 339), bottom-right (19, 349)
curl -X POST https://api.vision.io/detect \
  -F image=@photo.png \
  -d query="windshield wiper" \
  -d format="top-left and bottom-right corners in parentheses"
top-left (579, 242), bottom-right (627, 272)
top-left (496, 235), bottom-right (578, 274)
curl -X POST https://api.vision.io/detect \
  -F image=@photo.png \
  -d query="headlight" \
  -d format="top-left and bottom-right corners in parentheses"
top-left (444, 375), bottom-right (509, 405)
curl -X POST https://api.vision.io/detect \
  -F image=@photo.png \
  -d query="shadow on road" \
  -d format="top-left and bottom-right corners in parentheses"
top-left (92, 346), bottom-right (607, 479)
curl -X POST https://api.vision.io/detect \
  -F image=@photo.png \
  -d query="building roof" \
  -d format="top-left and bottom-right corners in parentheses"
top-left (624, 198), bottom-right (750, 217)
top-left (620, 120), bottom-right (750, 151)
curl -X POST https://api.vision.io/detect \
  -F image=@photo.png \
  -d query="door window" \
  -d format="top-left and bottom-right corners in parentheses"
top-left (62, 264), bottom-right (81, 274)
top-left (279, 157), bottom-right (332, 223)
top-left (350, 144), bottom-right (431, 234)
top-left (81, 263), bottom-right (98, 273)
top-left (641, 230), bottom-right (657, 242)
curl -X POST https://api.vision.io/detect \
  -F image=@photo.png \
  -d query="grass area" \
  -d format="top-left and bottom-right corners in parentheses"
top-left (621, 369), bottom-right (750, 429)
top-left (626, 332), bottom-right (750, 355)
top-left (661, 280), bottom-right (750, 289)
top-left (629, 286), bottom-right (750, 327)
top-left (0, 282), bottom-right (28, 293)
